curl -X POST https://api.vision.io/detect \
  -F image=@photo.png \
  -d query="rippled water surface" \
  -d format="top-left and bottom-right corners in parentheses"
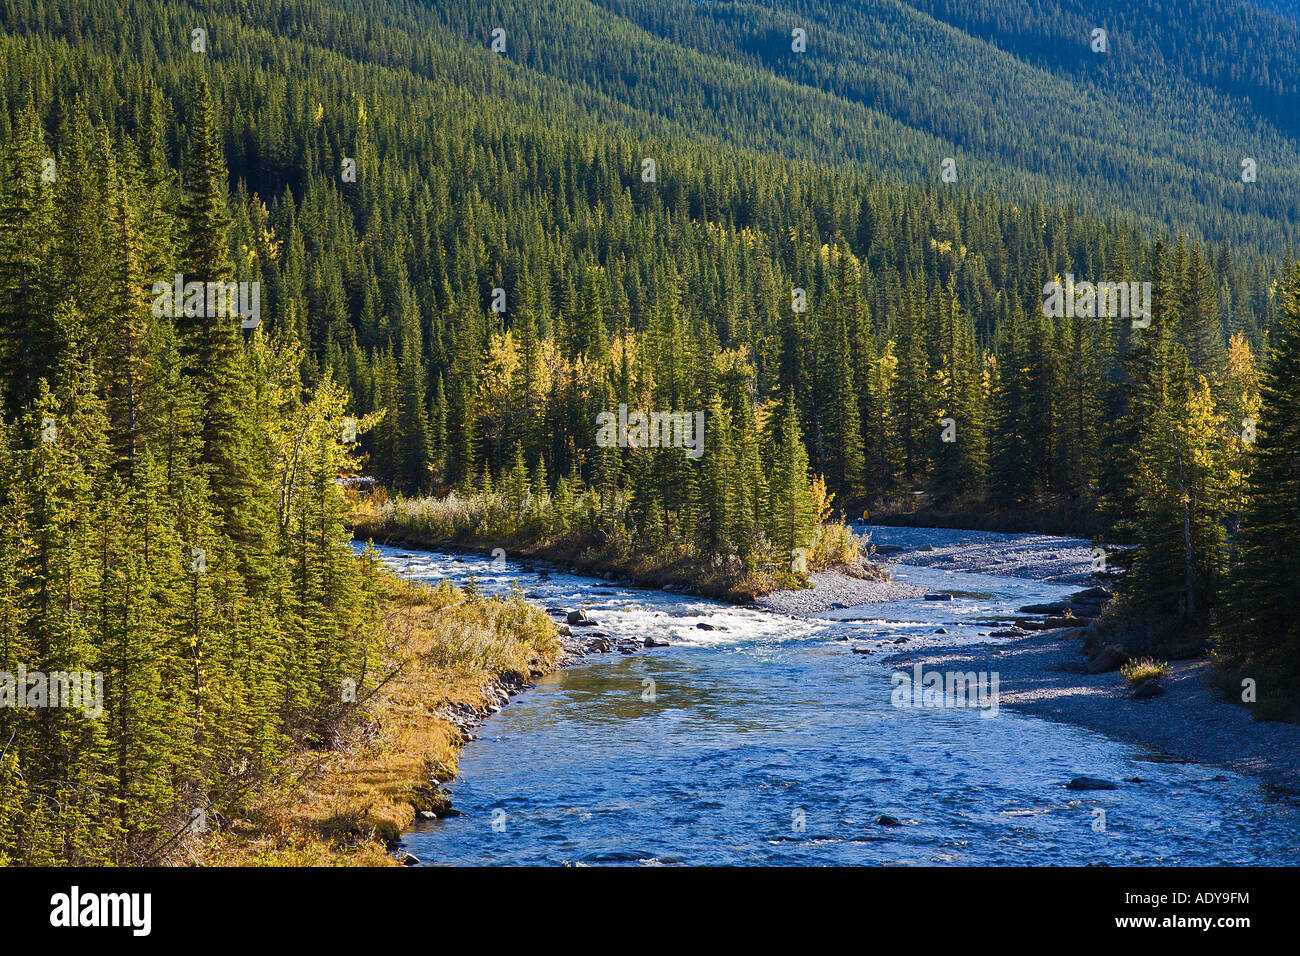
top-left (362, 539), bottom-right (1299, 866)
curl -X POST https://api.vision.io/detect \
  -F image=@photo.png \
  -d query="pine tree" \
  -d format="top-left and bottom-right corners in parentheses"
top-left (767, 393), bottom-right (817, 567)
top-left (0, 104), bottom-right (55, 409)
top-left (1218, 265), bottom-right (1300, 691)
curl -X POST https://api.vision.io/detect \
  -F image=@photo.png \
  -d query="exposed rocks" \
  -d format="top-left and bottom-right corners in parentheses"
top-left (695, 622), bottom-right (716, 630)
top-left (861, 527), bottom-right (1100, 583)
top-left (924, 593), bottom-right (953, 601)
top-left (643, 636), bottom-right (670, 648)
top-left (989, 627), bottom-right (1028, 638)
top-left (875, 814), bottom-right (903, 826)
top-left (1066, 606), bottom-right (1104, 622)
top-left (1073, 586), bottom-right (1113, 601)
top-left (1042, 614), bottom-right (1085, 628)
top-left (851, 646), bottom-right (874, 655)
top-left (1014, 618), bottom-right (1061, 631)
top-left (1066, 776), bottom-right (1118, 791)
top-left (398, 852), bottom-right (421, 866)
top-left (755, 571), bottom-right (925, 615)
top-left (566, 609), bottom-right (596, 626)
top-left (1020, 601), bottom-right (1070, 615)
top-left (1016, 589), bottom-right (1112, 634)
top-left (1084, 644), bottom-right (1129, 674)
top-left (1133, 678), bottom-right (1165, 699)
top-left (436, 701), bottom-right (484, 736)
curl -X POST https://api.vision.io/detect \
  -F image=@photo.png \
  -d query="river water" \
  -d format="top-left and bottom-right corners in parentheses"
top-left (363, 535), bottom-right (1299, 866)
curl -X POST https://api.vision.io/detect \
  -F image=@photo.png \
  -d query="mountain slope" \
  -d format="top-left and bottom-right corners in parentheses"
top-left (419, 0), bottom-right (1300, 253)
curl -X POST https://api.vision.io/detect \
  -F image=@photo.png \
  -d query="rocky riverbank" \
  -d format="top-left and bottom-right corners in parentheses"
top-left (836, 526), bottom-right (1300, 793)
top-left (864, 524), bottom-right (1102, 583)
top-left (890, 627), bottom-right (1300, 793)
top-left (755, 568), bottom-right (925, 615)
top-left (756, 524), bottom-right (1104, 615)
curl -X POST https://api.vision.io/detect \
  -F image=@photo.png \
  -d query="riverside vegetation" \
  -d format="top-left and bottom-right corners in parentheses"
top-left (201, 571), bottom-right (561, 866)
top-left (350, 465), bottom-right (870, 604)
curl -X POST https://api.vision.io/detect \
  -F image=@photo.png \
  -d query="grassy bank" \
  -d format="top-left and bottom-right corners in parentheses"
top-left (198, 570), bottom-right (560, 866)
top-left (349, 488), bottom-right (875, 604)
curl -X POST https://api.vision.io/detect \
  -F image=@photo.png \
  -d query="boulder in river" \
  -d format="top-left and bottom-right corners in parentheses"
top-left (924, 593), bottom-right (953, 601)
top-left (399, 852), bottom-right (421, 866)
top-left (1019, 602), bottom-right (1070, 615)
top-left (1042, 614), bottom-right (1085, 628)
top-left (1066, 776), bottom-right (1118, 791)
top-left (875, 814), bottom-right (903, 827)
top-left (643, 636), bottom-right (670, 648)
top-left (1014, 618), bottom-right (1059, 630)
top-left (990, 627), bottom-right (1027, 637)
top-left (851, 646), bottom-right (873, 655)
top-left (567, 609), bottom-right (596, 626)
top-left (695, 622), bottom-right (716, 630)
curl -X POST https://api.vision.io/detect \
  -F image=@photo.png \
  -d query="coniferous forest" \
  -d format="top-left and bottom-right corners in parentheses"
top-left (1, 0), bottom-right (1300, 874)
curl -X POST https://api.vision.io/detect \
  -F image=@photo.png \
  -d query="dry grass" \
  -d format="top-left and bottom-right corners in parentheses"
top-left (1121, 657), bottom-right (1171, 686)
top-left (198, 571), bottom-right (560, 866)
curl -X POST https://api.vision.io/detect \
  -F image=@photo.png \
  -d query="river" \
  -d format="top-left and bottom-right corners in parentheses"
top-left (362, 533), bottom-right (1299, 866)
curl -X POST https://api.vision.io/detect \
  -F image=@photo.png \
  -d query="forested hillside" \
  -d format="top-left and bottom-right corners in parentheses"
top-left (2, 0), bottom-right (1300, 862)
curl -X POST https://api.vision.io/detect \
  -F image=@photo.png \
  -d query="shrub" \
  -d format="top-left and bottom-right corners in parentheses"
top-left (1120, 657), bottom-right (1170, 686)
